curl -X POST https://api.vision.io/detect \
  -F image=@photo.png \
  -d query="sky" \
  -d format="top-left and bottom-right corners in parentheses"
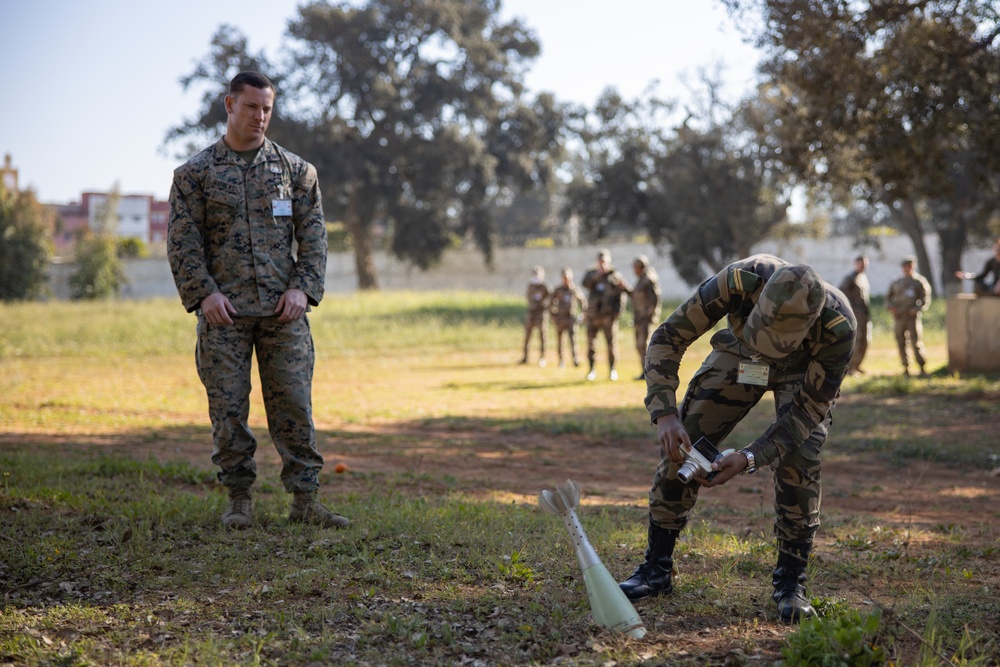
top-left (0, 0), bottom-right (762, 204)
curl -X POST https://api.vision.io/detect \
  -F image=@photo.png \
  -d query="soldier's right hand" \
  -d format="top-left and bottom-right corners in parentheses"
top-left (201, 292), bottom-right (236, 325)
top-left (656, 414), bottom-right (691, 464)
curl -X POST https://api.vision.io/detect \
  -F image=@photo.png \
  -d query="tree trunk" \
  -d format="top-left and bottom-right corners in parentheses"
top-left (937, 216), bottom-right (968, 297)
top-left (344, 192), bottom-right (380, 291)
top-left (889, 198), bottom-right (935, 291)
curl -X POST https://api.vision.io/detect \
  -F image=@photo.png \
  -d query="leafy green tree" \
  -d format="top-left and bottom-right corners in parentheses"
top-left (0, 182), bottom-right (52, 301)
top-left (724, 0), bottom-right (1000, 291)
top-left (167, 0), bottom-right (565, 289)
top-left (565, 85), bottom-right (788, 286)
top-left (69, 188), bottom-right (126, 300)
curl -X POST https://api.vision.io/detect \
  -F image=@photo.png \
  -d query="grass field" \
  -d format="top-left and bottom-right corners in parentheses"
top-left (1, 293), bottom-right (998, 666)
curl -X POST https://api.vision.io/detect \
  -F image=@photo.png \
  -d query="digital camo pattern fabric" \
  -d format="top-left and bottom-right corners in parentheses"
top-left (168, 138), bottom-right (328, 316)
top-left (196, 314), bottom-right (324, 493)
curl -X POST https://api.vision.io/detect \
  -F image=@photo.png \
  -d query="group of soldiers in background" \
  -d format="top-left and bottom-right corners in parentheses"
top-left (520, 249), bottom-right (661, 381)
top-left (839, 238), bottom-right (1000, 378)
top-left (524, 239), bottom-right (1000, 382)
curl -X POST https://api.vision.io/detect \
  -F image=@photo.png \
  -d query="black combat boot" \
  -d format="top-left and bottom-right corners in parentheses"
top-left (619, 522), bottom-right (679, 601)
top-left (772, 541), bottom-right (816, 623)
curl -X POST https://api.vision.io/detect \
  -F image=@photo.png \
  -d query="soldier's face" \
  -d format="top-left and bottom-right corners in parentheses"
top-left (225, 86), bottom-right (274, 150)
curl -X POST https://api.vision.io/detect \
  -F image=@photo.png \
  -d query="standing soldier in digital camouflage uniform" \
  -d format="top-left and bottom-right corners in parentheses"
top-left (549, 267), bottom-right (586, 368)
top-left (626, 255), bottom-right (662, 380)
top-left (582, 249), bottom-right (630, 381)
top-left (838, 255), bottom-right (870, 375)
top-left (520, 265), bottom-right (551, 367)
top-left (618, 255), bottom-right (855, 624)
top-left (886, 256), bottom-right (932, 377)
top-left (168, 71), bottom-right (348, 530)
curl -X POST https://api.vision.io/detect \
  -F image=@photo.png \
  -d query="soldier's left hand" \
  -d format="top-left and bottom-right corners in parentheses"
top-left (275, 288), bottom-right (308, 322)
top-left (697, 451), bottom-right (747, 488)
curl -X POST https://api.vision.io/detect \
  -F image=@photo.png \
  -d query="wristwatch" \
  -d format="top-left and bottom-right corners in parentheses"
top-left (739, 448), bottom-right (756, 475)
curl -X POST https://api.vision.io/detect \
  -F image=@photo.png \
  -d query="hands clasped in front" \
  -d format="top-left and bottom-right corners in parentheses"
top-left (201, 288), bottom-right (308, 325)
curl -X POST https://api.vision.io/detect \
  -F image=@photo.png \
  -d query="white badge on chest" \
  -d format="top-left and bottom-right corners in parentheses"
top-left (738, 360), bottom-right (770, 386)
top-left (272, 184), bottom-right (292, 217)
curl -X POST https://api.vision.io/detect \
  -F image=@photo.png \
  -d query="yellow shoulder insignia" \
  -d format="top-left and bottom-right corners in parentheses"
top-left (821, 308), bottom-right (852, 338)
top-left (727, 269), bottom-right (761, 296)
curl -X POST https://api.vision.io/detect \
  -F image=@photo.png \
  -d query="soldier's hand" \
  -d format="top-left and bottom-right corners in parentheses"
top-left (698, 451), bottom-right (747, 488)
top-left (656, 415), bottom-right (690, 465)
top-left (201, 292), bottom-right (236, 325)
top-left (276, 289), bottom-right (308, 323)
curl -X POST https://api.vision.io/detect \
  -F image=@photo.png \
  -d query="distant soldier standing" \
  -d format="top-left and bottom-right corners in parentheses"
top-left (520, 265), bottom-right (551, 367)
top-left (626, 255), bottom-right (662, 380)
top-left (886, 256), bottom-right (932, 377)
top-left (168, 71), bottom-right (348, 530)
top-left (550, 267), bottom-right (586, 368)
top-left (838, 255), bottom-right (871, 375)
top-left (582, 249), bottom-right (629, 381)
top-left (955, 238), bottom-right (1000, 297)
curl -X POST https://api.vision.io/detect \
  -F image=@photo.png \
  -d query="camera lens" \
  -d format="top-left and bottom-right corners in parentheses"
top-left (677, 461), bottom-right (697, 484)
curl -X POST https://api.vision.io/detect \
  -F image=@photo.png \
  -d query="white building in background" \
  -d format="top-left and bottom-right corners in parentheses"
top-left (86, 193), bottom-right (148, 238)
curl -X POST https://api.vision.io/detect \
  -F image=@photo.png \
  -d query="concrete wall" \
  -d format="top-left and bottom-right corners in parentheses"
top-left (46, 234), bottom-right (996, 302)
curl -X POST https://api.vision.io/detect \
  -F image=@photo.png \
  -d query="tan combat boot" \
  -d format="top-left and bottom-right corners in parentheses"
top-left (222, 488), bottom-right (252, 530)
top-left (289, 491), bottom-right (350, 528)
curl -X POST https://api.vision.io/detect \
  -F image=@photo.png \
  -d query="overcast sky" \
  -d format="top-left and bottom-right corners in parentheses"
top-left (0, 0), bottom-right (761, 203)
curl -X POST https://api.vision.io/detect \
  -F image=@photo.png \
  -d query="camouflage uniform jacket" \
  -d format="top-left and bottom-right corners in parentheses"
top-left (168, 138), bottom-right (328, 316)
top-left (886, 273), bottom-right (932, 314)
top-left (525, 282), bottom-right (551, 318)
top-left (550, 283), bottom-right (586, 324)
top-left (582, 268), bottom-right (627, 320)
top-left (631, 268), bottom-right (662, 325)
top-left (838, 270), bottom-right (870, 318)
top-left (645, 254), bottom-right (856, 466)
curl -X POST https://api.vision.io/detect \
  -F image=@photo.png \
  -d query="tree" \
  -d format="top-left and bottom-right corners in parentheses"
top-left (724, 0), bottom-right (1000, 292)
top-left (69, 188), bottom-right (126, 300)
top-left (0, 182), bottom-right (52, 301)
top-left (167, 0), bottom-right (566, 289)
top-left (564, 83), bottom-right (788, 286)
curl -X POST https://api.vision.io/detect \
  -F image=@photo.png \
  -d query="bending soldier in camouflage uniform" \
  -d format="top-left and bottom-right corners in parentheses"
top-left (838, 255), bottom-right (870, 375)
top-left (582, 249), bottom-right (629, 381)
top-left (550, 267), bottom-right (586, 368)
top-left (168, 71), bottom-right (348, 530)
top-left (626, 255), bottom-right (662, 380)
top-left (618, 255), bottom-right (856, 624)
top-left (886, 256), bottom-right (932, 377)
top-left (520, 266), bottom-right (551, 367)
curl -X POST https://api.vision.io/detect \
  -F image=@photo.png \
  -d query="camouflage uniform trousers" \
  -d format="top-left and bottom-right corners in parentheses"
top-left (649, 346), bottom-right (832, 544)
top-left (892, 312), bottom-right (926, 371)
top-left (634, 316), bottom-right (654, 369)
top-left (552, 316), bottom-right (579, 365)
top-left (586, 315), bottom-right (619, 369)
top-left (523, 312), bottom-right (548, 359)
top-left (196, 314), bottom-right (324, 493)
top-left (849, 309), bottom-right (870, 373)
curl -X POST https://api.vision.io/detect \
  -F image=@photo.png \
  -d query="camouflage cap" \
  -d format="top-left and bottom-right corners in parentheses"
top-left (744, 265), bottom-right (825, 359)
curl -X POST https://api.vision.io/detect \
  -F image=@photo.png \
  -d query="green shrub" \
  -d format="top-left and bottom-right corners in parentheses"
top-left (781, 607), bottom-right (886, 666)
